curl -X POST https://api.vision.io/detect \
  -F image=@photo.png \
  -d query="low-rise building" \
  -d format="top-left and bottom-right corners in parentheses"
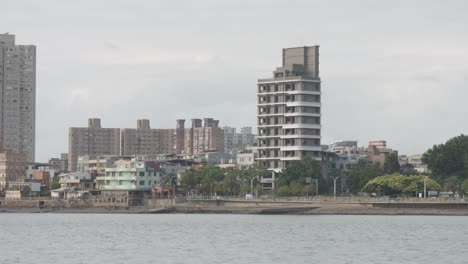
top-left (5, 179), bottom-right (40, 199)
top-left (407, 154), bottom-right (429, 173)
top-left (0, 151), bottom-right (27, 193)
top-left (51, 172), bottom-right (93, 199)
top-left (236, 147), bottom-right (258, 170)
top-left (366, 140), bottom-right (398, 166)
top-left (96, 157), bottom-right (160, 191)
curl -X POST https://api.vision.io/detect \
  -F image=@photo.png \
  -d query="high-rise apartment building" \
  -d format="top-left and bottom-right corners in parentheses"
top-left (257, 46), bottom-right (322, 189)
top-left (121, 119), bottom-right (175, 157)
top-left (0, 34), bottom-right (36, 162)
top-left (69, 118), bottom-right (120, 172)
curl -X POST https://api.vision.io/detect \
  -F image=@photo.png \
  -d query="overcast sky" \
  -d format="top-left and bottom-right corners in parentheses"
top-left (3, 0), bottom-right (468, 162)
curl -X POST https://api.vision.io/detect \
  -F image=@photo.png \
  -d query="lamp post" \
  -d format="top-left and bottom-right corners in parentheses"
top-left (250, 176), bottom-right (259, 199)
top-left (168, 175), bottom-right (176, 199)
top-left (329, 175), bottom-right (340, 200)
top-left (423, 176), bottom-right (428, 199)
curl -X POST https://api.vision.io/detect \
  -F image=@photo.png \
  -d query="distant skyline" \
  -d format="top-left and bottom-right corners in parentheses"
top-left (3, 0), bottom-right (468, 161)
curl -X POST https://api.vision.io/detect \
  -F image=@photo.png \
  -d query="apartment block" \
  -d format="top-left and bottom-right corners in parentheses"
top-left (176, 118), bottom-right (224, 154)
top-left (223, 126), bottom-right (256, 154)
top-left (0, 34), bottom-right (36, 162)
top-left (121, 119), bottom-right (176, 158)
top-left (257, 46), bottom-right (322, 189)
top-left (69, 118), bottom-right (120, 172)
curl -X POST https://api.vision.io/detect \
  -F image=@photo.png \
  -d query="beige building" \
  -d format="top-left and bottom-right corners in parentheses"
top-left (121, 119), bottom-right (175, 158)
top-left (0, 34), bottom-right (36, 162)
top-left (69, 118), bottom-right (120, 172)
top-left (176, 118), bottom-right (224, 154)
top-left (0, 150), bottom-right (27, 191)
top-left (366, 140), bottom-right (398, 166)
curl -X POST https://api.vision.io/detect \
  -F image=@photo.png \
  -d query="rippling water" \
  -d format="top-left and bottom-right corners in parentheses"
top-left (1, 214), bottom-right (468, 264)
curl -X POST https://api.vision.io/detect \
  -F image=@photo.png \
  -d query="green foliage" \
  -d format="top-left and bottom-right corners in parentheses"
top-left (442, 176), bottom-right (461, 192)
top-left (289, 181), bottom-right (303, 196)
top-left (422, 134), bottom-right (468, 180)
top-left (275, 185), bottom-right (290, 197)
top-left (384, 153), bottom-right (400, 174)
top-left (461, 179), bottom-right (468, 194)
top-left (362, 174), bottom-right (441, 196)
top-left (180, 165), bottom-right (267, 196)
top-left (50, 181), bottom-right (61, 190)
top-left (350, 162), bottom-right (383, 193)
top-left (278, 156), bottom-right (320, 187)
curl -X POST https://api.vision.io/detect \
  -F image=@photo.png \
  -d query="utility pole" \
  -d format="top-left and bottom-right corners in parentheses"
top-left (330, 175), bottom-right (340, 200)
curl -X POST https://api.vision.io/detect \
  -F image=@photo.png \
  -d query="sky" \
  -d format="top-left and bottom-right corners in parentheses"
top-left (2, 0), bottom-right (468, 162)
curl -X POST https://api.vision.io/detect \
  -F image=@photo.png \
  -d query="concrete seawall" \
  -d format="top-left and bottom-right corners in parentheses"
top-left (2, 198), bottom-right (468, 215)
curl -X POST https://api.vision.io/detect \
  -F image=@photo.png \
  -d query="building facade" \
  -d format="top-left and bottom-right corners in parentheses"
top-left (256, 46), bottom-right (322, 189)
top-left (223, 126), bottom-right (256, 154)
top-left (0, 34), bottom-right (36, 162)
top-left (69, 118), bottom-right (120, 172)
top-left (366, 140), bottom-right (398, 166)
top-left (176, 118), bottom-right (224, 154)
top-left (96, 157), bottom-right (160, 191)
top-left (121, 119), bottom-right (175, 158)
top-left (0, 150), bottom-right (27, 191)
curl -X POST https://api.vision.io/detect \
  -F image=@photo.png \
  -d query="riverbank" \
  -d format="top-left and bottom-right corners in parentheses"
top-left (2, 199), bottom-right (468, 215)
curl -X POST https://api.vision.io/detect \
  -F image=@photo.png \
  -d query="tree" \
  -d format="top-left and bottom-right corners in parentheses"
top-left (384, 153), bottom-right (400, 174)
top-left (278, 156), bottom-right (320, 187)
top-left (289, 181), bottom-right (303, 196)
top-left (362, 174), bottom-right (441, 196)
top-left (422, 134), bottom-right (468, 180)
top-left (275, 185), bottom-right (290, 197)
top-left (350, 161), bottom-right (383, 193)
top-left (442, 176), bottom-right (461, 192)
top-left (50, 181), bottom-right (61, 190)
top-left (460, 179), bottom-right (468, 195)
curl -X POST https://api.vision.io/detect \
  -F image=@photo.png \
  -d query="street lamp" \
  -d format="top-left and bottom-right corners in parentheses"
top-left (329, 175), bottom-right (340, 200)
top-left (168, 175), bottom-right (176, 199)
top-left (251, 176), bottom-right (259, 199)
top-left (423, 176), bottom-right (429, 199)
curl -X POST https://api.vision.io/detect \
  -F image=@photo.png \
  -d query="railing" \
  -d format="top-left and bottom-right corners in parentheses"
top-left (185, 195), bottom-right (468, 203)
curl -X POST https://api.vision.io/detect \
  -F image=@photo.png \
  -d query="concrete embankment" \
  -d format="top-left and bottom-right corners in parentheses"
top-left (172, 199), bottom-right (468, 215)
top-left (2, 198), bottom-right (468, 215)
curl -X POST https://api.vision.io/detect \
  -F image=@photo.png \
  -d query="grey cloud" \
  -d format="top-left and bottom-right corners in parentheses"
top-left (2, 0), bottom-right (468, 161)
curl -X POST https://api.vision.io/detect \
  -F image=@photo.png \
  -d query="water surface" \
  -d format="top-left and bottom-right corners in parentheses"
top-left (1, 214), bottom-right (467, 264)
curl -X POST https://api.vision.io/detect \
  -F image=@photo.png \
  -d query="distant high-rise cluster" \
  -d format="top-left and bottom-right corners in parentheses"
top-left (223, 126), bottom-right (255, 153)
top-left (0, 34), bottom-right (36, 162)
top-left (257, 46), bottom-right (322, 189)
top-left (69, 118), bottom-right (224, 172)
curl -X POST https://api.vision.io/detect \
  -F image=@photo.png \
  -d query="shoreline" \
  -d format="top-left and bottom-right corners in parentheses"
top-left (2, 201), bottom-right (468, 215)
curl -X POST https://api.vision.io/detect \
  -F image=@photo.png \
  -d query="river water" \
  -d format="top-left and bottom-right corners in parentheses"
top-left (1, 214), bottom-right (467, 264)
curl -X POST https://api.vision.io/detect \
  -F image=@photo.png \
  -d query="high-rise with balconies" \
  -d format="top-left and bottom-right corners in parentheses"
top-left (0, 34), bottom-right (36, 162)
top-left (256, 46), bottom-right (322, 190)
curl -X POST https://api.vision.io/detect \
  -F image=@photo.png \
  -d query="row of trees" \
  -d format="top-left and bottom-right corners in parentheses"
top-left (179, 165), bottom-right (269, 197)
top-left (178, 156), bottom-right (327, 197)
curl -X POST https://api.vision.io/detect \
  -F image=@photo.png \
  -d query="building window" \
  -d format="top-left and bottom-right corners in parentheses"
top-left (139, 181), bottom-right (145, 185)
top-left (139, 172), bottom-right (145, 176)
